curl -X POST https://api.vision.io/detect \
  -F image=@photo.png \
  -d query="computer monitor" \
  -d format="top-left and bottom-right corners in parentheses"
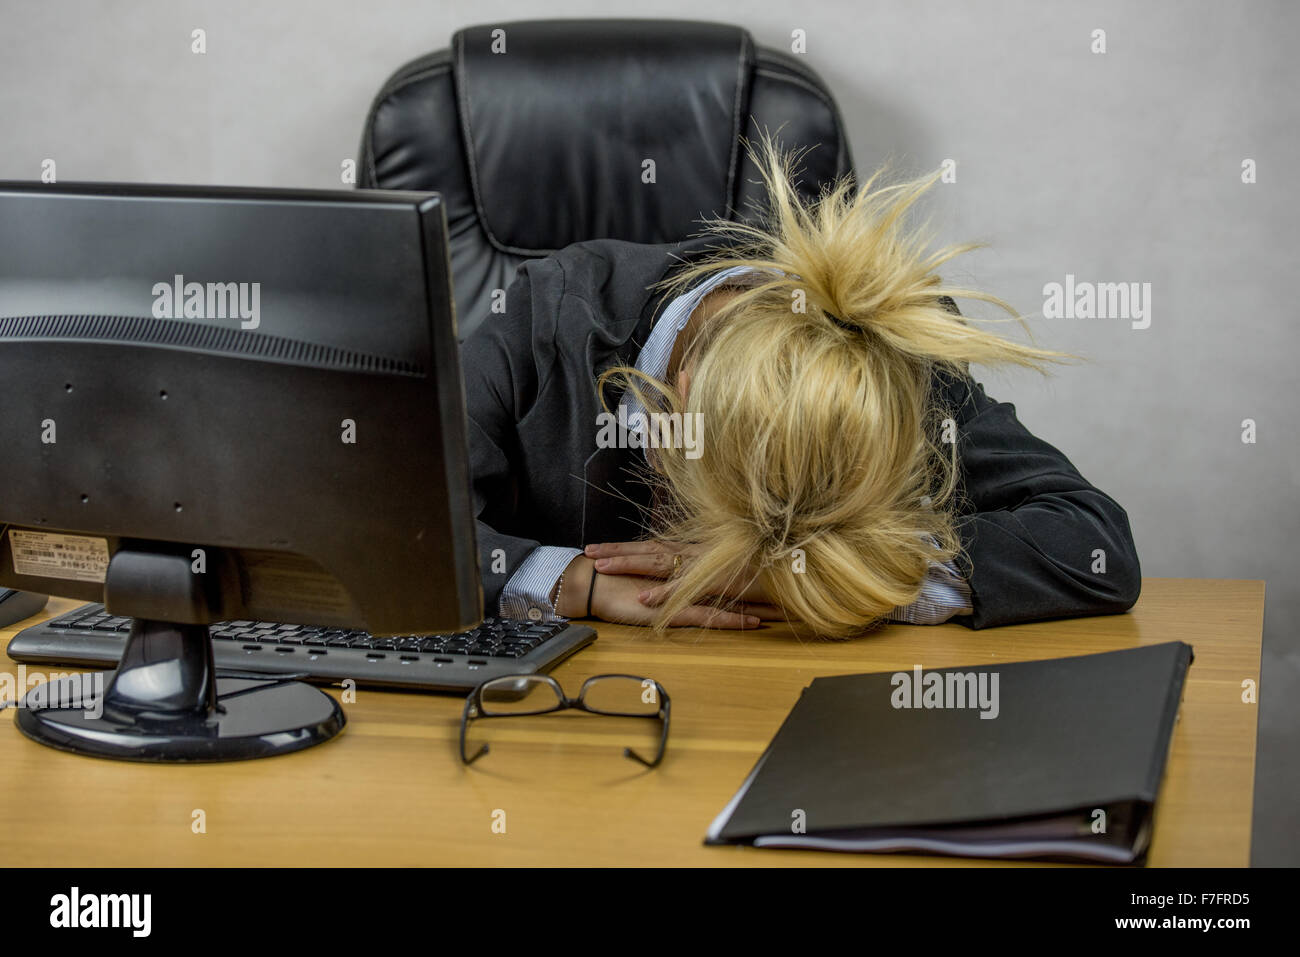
top-left (0, 182), bottom-right (480, 761)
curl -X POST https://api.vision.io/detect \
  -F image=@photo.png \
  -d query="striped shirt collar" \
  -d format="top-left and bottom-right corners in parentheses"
top-left (621, 265), bottom-right (764, 430)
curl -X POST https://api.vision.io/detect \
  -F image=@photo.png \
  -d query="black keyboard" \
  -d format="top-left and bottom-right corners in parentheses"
top-left (7, 603), bottom-right (597, 693)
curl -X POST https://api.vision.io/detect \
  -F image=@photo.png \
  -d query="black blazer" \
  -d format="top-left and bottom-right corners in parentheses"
top-left (461, 235), bottom-right (1141, 629)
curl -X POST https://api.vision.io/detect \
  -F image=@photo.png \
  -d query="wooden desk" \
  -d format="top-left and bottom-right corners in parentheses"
top-left (0, 578), bottom-right (1262, 866)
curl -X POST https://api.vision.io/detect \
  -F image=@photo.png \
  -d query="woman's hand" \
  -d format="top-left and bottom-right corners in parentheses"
top-left (558, 555), bottom-right (772, 629)
top-left (582, 541), bottom-right (776, 610)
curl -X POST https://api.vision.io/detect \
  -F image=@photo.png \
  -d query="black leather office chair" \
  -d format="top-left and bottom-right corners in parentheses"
top-left (358, 19), bottom-right (854, 339)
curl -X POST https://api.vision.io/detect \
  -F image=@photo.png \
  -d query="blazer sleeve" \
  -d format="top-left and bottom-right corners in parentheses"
top-left (460, 256), bottom-right (563, 615)
top-left (938, 369), bottom-right (1142, 629)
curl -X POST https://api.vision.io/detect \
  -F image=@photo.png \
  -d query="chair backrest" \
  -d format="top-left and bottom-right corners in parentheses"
top-left (358, 19), bottom-right (854, 339)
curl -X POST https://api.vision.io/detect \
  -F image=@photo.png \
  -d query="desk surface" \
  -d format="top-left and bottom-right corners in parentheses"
top-left (0, 578), bottom-right (1263, 867)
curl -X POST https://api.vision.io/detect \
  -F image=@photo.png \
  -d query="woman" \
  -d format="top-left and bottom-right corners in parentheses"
top-left (463, 138), bottom-right (1140, 638)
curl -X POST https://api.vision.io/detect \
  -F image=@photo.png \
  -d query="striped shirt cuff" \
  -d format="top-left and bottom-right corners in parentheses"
top-left (499, 546), bottom-right (583, 622)
top-left (886, 557), bottom-right (973, 625)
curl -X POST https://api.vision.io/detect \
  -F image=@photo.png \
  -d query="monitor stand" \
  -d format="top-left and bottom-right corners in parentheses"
top-left (15, 617), bottom-right (346, 761)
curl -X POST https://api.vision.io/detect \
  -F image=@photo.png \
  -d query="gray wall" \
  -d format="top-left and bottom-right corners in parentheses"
top-left (2, 0), bottom-right (1295, 863)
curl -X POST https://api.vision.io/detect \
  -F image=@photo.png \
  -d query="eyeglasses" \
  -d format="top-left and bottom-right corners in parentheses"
top-left (460, 673), bottom-right (671, 767)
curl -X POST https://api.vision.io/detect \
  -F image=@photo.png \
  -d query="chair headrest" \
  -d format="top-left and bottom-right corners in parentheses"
top-left (454, 19), bottom-right (752, 252)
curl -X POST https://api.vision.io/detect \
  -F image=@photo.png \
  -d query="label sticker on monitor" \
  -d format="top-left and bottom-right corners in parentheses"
top-left (9, 530), bottom-right (110, 583)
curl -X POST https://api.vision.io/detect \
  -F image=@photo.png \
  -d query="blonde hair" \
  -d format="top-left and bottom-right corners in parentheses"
top-left (600, 133), bottom-right (1077, 638)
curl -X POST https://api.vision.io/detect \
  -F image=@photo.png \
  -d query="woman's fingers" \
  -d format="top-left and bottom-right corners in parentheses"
top-left (589, 542), bottom-right (770, 604)
top-left (637, 583), bottom-right (674, 606)
top-left (591, 553), bottom-right (676, 577)
top-left (587, 541), bottom-right (705, 578)
top-left (667, 604), bottom-right (762, 630)
top-left (731, 602), bottom-right (787, 620)
top-left (638, 581), bottom-right (700, 606)
top-left (692, 598), bottom-right (787, 621)
top-left (584, 541), bottom-right (672, 558)
top-left (639, 584), bottom-right (785, 622)
top-left (590, 571), bottom-right (763, 630)
top-left (637, 581), bottom-right (771, 608)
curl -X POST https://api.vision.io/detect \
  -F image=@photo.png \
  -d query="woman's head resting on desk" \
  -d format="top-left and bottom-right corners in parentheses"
top-left (599, 134), bottom-right (1076, 639)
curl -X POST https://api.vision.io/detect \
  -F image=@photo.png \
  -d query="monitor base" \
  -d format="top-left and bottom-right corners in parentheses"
top-left (14, 674), bottom-right (345, 762)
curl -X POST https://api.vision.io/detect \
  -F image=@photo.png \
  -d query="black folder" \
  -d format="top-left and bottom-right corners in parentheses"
top-left (706, 642), bottom-right (1193, 863)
